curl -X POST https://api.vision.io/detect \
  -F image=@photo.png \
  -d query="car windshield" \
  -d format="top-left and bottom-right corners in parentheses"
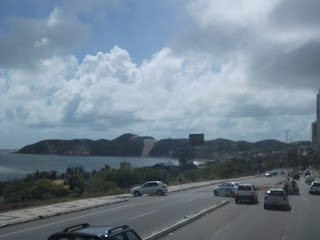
top-left (267, 191), bottom-right (284, 196)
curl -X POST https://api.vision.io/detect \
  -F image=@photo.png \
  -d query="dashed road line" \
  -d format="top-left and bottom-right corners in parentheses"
top-left (128, 210), bottom-right (157, 221)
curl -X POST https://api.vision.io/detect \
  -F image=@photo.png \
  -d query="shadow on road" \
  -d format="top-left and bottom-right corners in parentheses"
top-left (264, 206), bottom-right (292, 211)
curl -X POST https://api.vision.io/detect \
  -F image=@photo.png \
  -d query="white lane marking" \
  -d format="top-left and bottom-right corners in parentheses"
top-left (281, 226), bottom-right (288, 240)
top-left (215, 223), bottom-right (229, 236)
top-left (0, 204), bottom-right (135, 238)
top-left (128, 210), bottom-right (157, 221)
top-left (184, 197), bottom-right (201, 204)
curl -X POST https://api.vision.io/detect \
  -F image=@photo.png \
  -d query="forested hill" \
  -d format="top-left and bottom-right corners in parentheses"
top-left (16, 133), bottom-right (311, 157)
top-left (17, 133), bottom-right (153, 156)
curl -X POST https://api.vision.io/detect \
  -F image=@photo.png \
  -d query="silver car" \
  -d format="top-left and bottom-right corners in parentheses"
top-left (213, 182), bottom-right (240, 197)
top-left (264, 189), bottom-right (289, 210)
top-left (305, 175), bottom-right (315, 184)
top-left (130, 181), bottom-right (168, 197)
top-left (309, 182), bottom-right (320, 194)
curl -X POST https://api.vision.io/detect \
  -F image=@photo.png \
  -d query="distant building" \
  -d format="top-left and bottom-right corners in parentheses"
top-left (317, 90), bottom-right (320, 153)
top-left (120, 162), bottom-right (131, 169)
top-left (313, 89), bottom-right (320, 154)
top-left (312, 121), bottom-right (317, 151)
top-left (189, 134), bottom-right (204, 146)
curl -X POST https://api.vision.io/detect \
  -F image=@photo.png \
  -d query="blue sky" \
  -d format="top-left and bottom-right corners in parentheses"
top-left (0, 0), bottom-right (319, 146)
top-left (0, 0), bottom-right (187, 64)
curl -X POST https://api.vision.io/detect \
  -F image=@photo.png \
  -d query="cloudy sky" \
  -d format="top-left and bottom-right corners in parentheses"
top-left (0, 0), bottom-right (319, 147)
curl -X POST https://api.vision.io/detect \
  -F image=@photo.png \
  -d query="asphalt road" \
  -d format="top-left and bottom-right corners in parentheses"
top-left (159, 173), bottom-right (319, 240)
top-left (0, 173), bottom-right (290, 240)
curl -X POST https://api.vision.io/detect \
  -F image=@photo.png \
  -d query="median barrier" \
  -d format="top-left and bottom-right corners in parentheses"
top-left (142, 200), bottom-right (231, 240)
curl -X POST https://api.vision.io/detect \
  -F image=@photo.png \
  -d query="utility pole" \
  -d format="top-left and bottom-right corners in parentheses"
top-left (283, 130), bottom-right (290, 144)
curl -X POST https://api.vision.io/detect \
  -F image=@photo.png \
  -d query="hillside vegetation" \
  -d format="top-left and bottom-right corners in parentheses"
top-left (17, 133), bottom-right (311, 160)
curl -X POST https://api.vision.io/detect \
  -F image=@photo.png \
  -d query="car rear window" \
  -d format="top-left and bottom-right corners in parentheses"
top-left (267, 191), bottom-right (284, 196)
top-left (312, 183), bottom-right (320, 187)
top-left (238, 185), bottom-right (252, 190)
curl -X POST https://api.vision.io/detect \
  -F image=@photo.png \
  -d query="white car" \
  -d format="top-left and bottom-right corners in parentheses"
top-left (264, 189), bottom-right (289, 210)
top-left (213, 182), bottom-right (240, 197)
top-left (309, 182), bottom-right (320, 194)
top-left (305, 175), bottom-right (315, 184)
top-left (130, 181), bottom-right (168, 197)
top-left (235, 184), bottom-right (258, 204)
top-left (265, 172), bottom-right (272, 177)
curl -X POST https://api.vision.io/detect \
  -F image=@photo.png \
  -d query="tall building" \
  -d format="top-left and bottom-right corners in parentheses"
top-left (312, 121), bottom-right (317, 151)
top-left (316, 90), bottom-right (320, 153)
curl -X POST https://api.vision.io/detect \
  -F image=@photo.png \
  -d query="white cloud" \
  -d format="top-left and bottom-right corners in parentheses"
top-left (0, 0), bottom-right (318, 146)
top-left (0, 7), bottom-right (89, 69)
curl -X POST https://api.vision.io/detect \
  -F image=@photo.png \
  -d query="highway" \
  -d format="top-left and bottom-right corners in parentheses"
top-left (0, 172), bottom-right (316, 240)
top-left (159, 173), bottom-right (319, 240)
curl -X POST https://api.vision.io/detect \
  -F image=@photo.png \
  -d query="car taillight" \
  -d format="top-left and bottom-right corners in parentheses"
top-left (250, 193), bottom-right (254, 197)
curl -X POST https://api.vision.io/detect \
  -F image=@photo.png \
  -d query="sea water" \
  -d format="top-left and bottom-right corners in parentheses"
top-left (0, 148), bottom-right (177, 181)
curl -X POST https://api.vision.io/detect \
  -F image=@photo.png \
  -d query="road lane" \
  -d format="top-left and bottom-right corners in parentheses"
top-left (0, 174), bottom-right (285, 240)
top-left (159, 174), bottom-right (319, 240)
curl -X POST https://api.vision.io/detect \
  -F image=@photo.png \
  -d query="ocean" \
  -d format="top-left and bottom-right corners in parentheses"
top-left (0, 148), bottom-right (178, 182)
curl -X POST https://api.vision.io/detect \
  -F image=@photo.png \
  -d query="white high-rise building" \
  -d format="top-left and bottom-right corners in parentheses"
top-left (317, 90), bottom-right (320, 153)
top-left (312, 121), bottom-right (317, 151)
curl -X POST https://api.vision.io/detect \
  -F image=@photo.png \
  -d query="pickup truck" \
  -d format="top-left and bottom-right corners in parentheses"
top-left (235, 184), bottom-right (258, 204)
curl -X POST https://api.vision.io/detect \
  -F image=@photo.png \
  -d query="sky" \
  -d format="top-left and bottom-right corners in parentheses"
top-left (0, 0), bottom-right (319, 147)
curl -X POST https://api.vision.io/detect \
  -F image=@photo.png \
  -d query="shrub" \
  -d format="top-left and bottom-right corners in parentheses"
top-left (2, 180), bottom-right (32, 203)
top-left (31, 178), bottom-right (69, 200)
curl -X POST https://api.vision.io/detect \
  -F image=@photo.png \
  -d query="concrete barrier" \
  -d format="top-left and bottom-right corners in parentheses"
top-left (143, 200), bottom-right (231, 240)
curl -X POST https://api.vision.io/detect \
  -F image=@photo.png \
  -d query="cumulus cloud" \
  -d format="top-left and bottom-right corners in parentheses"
top-left (0, 0), bottom-right (319, 146)
top-left (0, 7), bottom-right (89, 69)
top-left (1, 44), bottom-right (314, 145)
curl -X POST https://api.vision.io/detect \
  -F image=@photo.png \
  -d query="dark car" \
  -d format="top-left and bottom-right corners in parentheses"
top-left (47, 223), bottom-right (142, 240)
top-left (292, 174), bottom-right (300, 180)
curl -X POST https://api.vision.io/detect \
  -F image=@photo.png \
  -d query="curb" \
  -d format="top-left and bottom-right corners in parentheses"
top-left (142, 200), bottom-right (231, 240)
top-left (169, 174), bottom-right (260, 193)
top-left (0, 199), bottom-right (128, 228)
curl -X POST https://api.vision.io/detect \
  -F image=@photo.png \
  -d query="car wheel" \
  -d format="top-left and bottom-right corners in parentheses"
top-left (134, 191), bottom-right (140, 197)
top-left (229, 192), bottom-right (235, 198)
top-left (214, 190), bottom-right (219, 196)
top-left (157, 190), bottom-right (163, 196)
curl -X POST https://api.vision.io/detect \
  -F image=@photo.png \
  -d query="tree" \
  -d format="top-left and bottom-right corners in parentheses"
top-left (2, 180), bottom-right (32, 203)
top-left (174, 144), bottom-right (196, 169)
top-left (85, 174), bottom-right (117, 194)
top-left (31, 178), bottom-right (69, 200)
top-left (64, 165), bottom-right (87, 195)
